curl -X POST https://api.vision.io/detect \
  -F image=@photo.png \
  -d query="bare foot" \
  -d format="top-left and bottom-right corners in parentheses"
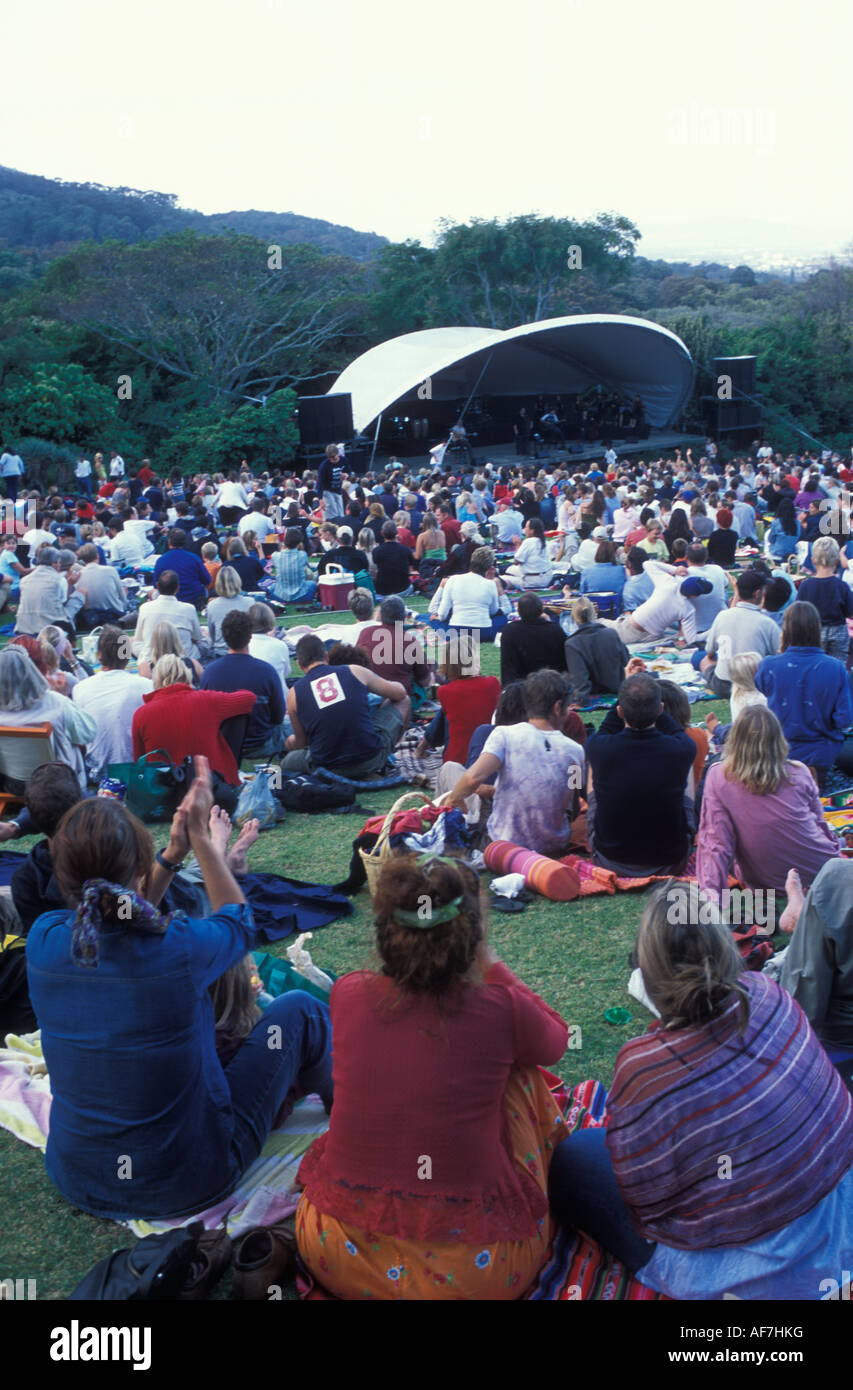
top-left (209, 804), bottom-right (233, 857)
top-left (227, 818), bottom-right (259, 875)
top-left (705, 712), bottom-right (719, 732)
top-left (779, 869), bottom-right (805, 934)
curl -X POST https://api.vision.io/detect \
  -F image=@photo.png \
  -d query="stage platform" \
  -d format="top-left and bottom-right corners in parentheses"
top-left (371, 430), bottom-right (707, 474)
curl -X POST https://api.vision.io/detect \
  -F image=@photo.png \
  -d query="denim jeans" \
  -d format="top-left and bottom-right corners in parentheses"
top-left (280, 580), bottom-right (317, 602)
top-left (821, 623), bottom-right (850, 665)
top-left (77, 606), bottom-right (126, 631)
top-left (225, 990), bottom-right (333, 1177)
top-left (548, 1127), bottom-right (655, 1272)
top-left (243, 718), bottom-right (293, 761)
top-left (430, 616), bottom-right (508, 645)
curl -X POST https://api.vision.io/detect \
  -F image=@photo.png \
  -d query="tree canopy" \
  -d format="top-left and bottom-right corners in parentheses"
top-left (38, 231), bottom-right (365, 400)
top-left (0, 197), bottom-right (849, 469)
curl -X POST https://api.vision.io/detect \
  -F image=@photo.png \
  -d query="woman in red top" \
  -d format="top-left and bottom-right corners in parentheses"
top-left (131, 653), bottom-right (256, 785)
top-left (417, 655), bottom-right (500, 765)
top-left (392, 510), bottom-right (417, 551)
top-left (296, 853), bottom-right (570, 1299)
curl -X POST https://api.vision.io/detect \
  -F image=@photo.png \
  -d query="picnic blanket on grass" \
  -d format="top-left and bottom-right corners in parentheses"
top-left (0, 1030), bottom-right (329, 1240)
top-left (526, 1079), bottom-right (665, 1301)
top-left (578, 644), bottom-right (719, 708)
top-left (821, 786), bottom-right (853, 832)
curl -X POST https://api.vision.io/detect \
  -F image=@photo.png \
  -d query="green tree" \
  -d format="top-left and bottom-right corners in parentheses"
top-left (157, 389), bottom-right (299, 474)
top-left (730, 264), bottom-right (756, 287)
top-left (38, 231), bottom-right (366, 401)
top-left (0, 361), bottom-right (128, 447)
top-left (365, 240), bottom-right (438, 337)
top-left (430, 214), bottom-right (641, 328)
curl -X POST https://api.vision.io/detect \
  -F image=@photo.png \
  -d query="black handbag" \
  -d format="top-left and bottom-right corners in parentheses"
top-left (274, 772), bottom-right (355, 814)
top-left (176, 756), bottom-right (239, 815)
top-left (67, 1225), bottom-right (204, 1300)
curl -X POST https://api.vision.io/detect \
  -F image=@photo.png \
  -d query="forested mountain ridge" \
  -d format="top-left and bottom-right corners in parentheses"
top-left (0, 165), bottom-right (386, 260)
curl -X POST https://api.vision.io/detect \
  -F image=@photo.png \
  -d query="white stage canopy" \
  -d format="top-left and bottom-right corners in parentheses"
top-left (330, 315), bottom-right (694, 433)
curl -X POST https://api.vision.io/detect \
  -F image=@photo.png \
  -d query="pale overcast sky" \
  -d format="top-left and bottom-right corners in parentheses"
top-left (3, 0), bottom-right (849, 264)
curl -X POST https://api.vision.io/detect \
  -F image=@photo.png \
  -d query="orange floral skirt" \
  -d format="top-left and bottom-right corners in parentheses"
top-left (296, 1065), bottom-right (569, 1300)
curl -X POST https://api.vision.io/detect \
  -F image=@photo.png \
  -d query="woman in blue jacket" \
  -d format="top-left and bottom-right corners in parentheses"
top-left (766, 497), bottom-right (801, 561)
top-left (755, 600), bottom-right (853, 788)
top-left (26, 760), bottom-right (332, 1221)
top-left (579, 540), bottom-right (627, 599)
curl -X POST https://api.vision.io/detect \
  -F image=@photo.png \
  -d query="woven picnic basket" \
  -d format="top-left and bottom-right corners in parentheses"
top-left (359, 789), bottom-right (441, 896)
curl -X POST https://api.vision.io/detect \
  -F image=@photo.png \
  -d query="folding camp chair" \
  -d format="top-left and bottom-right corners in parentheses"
top-left (583, 591), bottom-right (622, 620)
top-left (0, 723), bottom-right (55, 816)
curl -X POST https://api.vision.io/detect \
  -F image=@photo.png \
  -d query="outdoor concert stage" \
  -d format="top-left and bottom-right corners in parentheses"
top-left (327, 315), bottom-right (700, 475)
top-left (372, 430), bottom-right (707, 473)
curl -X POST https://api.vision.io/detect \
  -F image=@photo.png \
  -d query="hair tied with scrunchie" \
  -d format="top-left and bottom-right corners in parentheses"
top-left (71, 879), bottom-right (170, 968)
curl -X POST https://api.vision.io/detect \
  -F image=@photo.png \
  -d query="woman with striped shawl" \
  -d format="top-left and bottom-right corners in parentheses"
top-left (548, 882), bottom-right (853, 1299)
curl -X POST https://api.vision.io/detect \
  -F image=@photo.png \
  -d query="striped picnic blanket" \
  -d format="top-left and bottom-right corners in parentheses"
top-left (526, 1078), bottom-right (665, 1300)
top-left (821, 788), bottom-right (853, 841)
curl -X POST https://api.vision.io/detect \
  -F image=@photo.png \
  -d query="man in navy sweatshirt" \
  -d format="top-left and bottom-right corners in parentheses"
top-left (585, 672), bottom-right (696, 875)
top-left (152, 529), bottom-right (211, 606)
top-left (201, 609), bottom-right (287, 759)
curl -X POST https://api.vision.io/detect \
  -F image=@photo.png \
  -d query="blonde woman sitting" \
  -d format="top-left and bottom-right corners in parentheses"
top-left (138, 621), bottom-right (204, 686)
top-left (205, 567), bottom-right (253, 657)
top-left (356, 527), bottom-right (378, 579)
top-left (696, 705), bottom-right (841, 909)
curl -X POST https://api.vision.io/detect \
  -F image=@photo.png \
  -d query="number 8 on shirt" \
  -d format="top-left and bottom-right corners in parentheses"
top-left (311, 673), bottom-right (345, 708)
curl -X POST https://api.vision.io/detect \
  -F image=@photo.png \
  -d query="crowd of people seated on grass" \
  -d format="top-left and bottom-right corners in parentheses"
top-left (0, 432), bottom-right (850, 1301)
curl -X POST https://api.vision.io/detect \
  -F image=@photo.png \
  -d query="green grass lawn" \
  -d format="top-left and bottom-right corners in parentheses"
top-left (0, 598), bottom-right (732, 1298)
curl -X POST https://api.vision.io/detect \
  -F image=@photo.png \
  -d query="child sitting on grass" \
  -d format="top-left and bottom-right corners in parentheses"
top-left (202, 541), bottom-right (221, 591)
top-left (705, 651), bottom-right (767, 748)
top-left (657, 679), bottom-right (707, 799)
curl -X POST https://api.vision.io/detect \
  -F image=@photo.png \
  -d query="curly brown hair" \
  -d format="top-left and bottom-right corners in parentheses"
top-left (372, 853), bottom-right (484, 1000)
top-left (327, 641), bottom-right (371, 668)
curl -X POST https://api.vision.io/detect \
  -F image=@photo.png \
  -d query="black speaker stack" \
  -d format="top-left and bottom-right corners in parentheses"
top-left (703, 356), bottom-right (761, 435)
top-left (296, 393), bottom-right (354, 447)
top-left (295, 391), bottom-right (371, 475)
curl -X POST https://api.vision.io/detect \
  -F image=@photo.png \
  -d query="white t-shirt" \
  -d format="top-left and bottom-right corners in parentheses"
top-left (73, 669), bottom-right (153, 779)
top-left (239, 510), bottom-right (273, 542)
top-left (483, 722), bottom-right (585, 856)
top-left (75, 458), bottom-right (92, 478)
top-left (570, 537), bottom-right (600, 573)
top-left (511, 537), bottom-right (553, 587)
top-left (686, 562), bottom-right (728, 634)
top-left (109, 528), bottom-right (147, 567)
top-left (109, 454), bottom-right (125, 477)
top-left (249, 632), bottom-right (291, 694)
top-left (22, 528), bottom-right (55, 563)
top-left (632, 562), bottom-right (698, 643)
top-left (436, 573), bottom-right (501, 628)
top-left (215, 481), bottom-right (250, 511)
top-left (122, 518), bottom-right (157, 556)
